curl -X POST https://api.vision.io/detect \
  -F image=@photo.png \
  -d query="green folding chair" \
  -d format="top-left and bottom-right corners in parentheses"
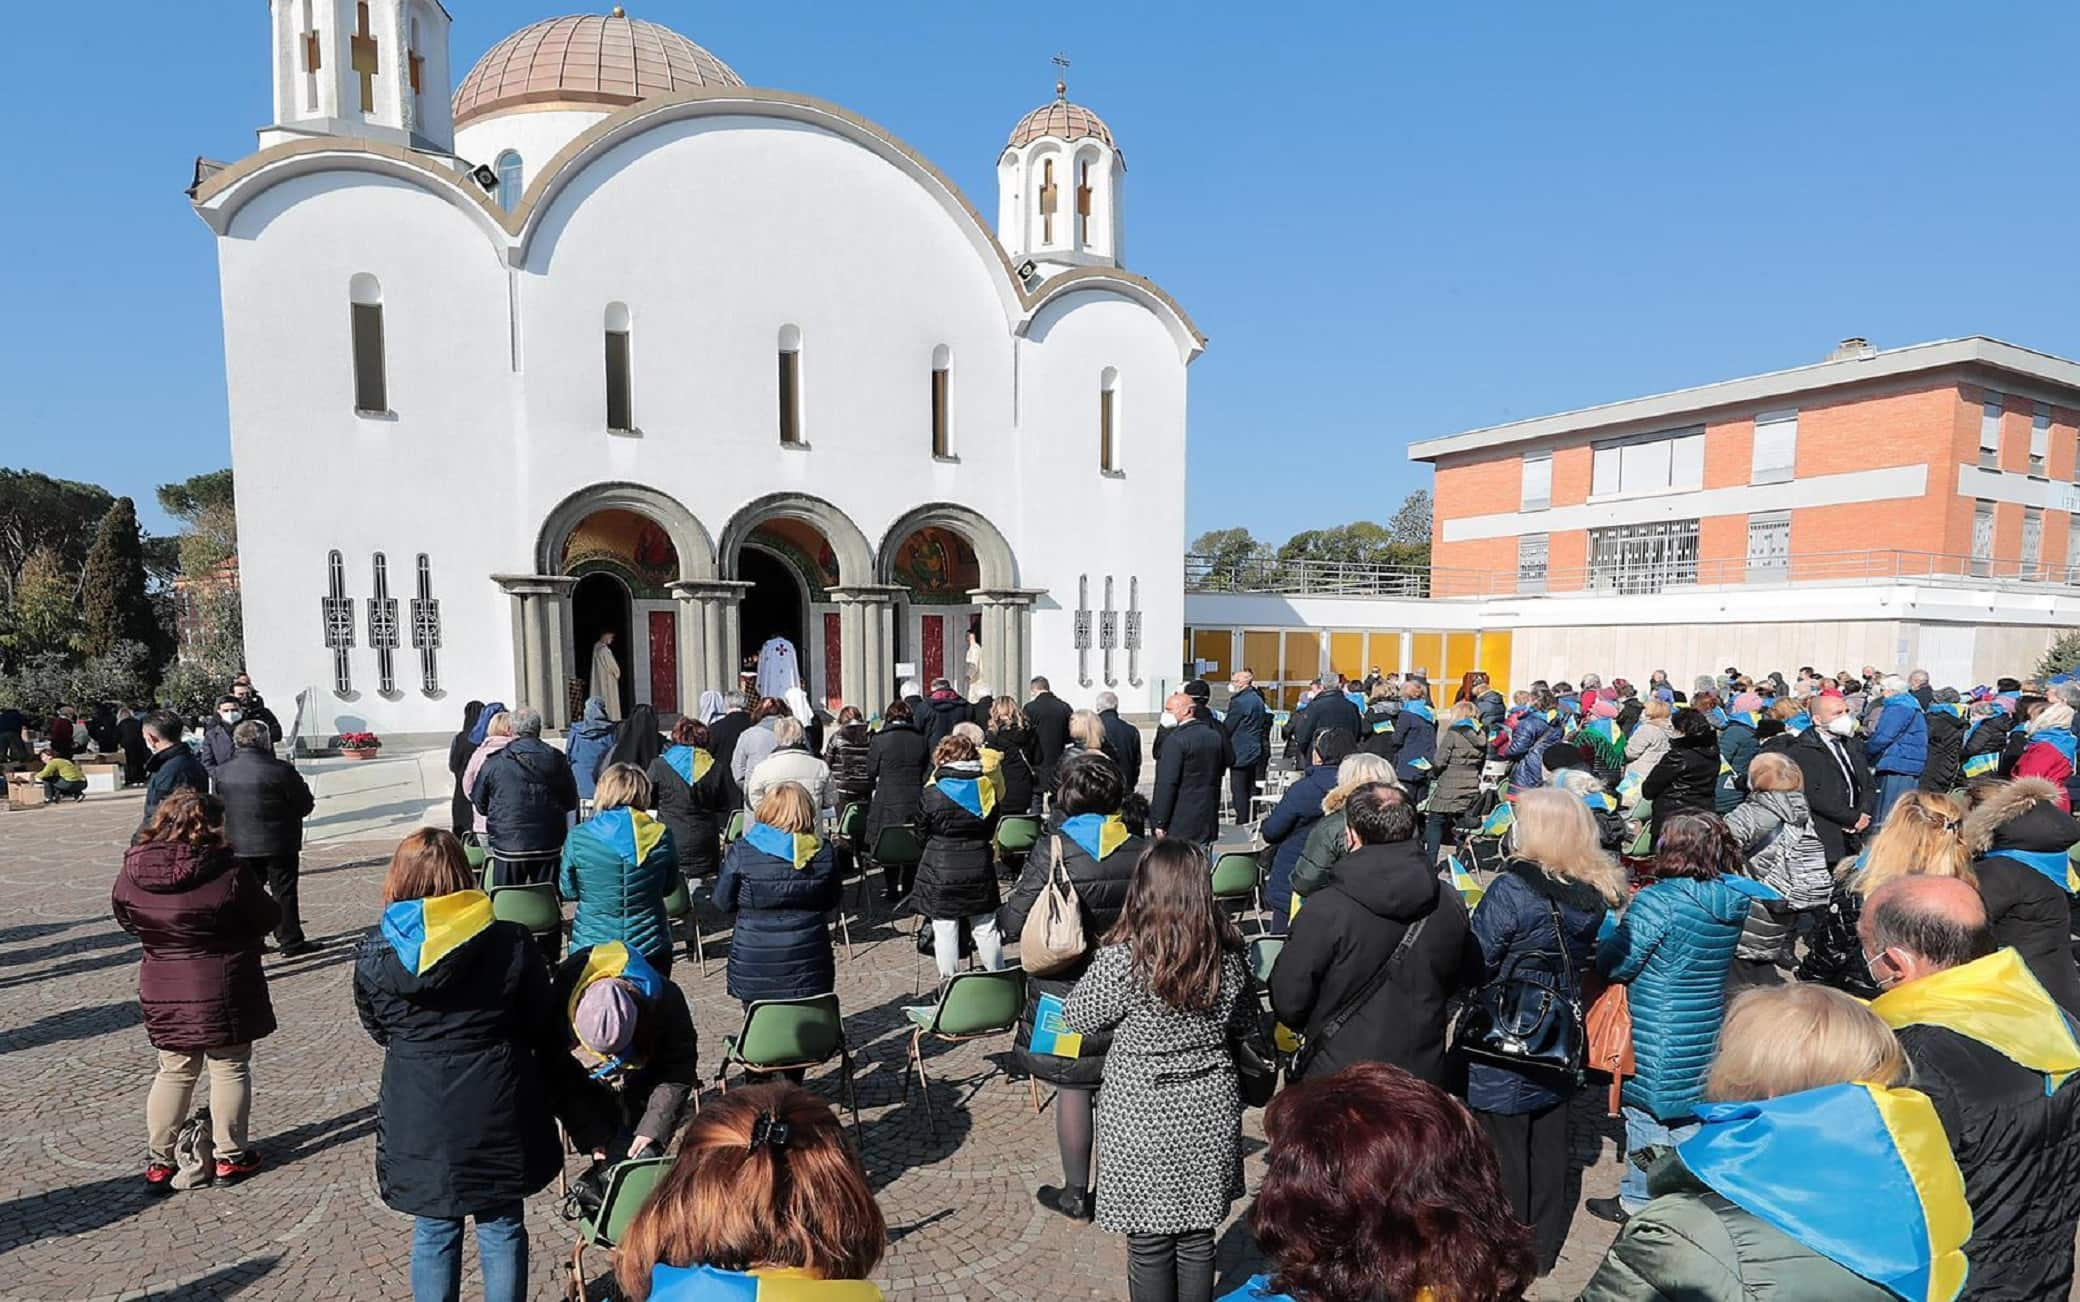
top-left (902, 967), bottom-right (1026, 1136)
top-left (487, 881), bottom-right (563, 963)
top-left (564, 1154), bottom-right (672, 1302)
top-left (723, 810), bottom-right (747, 844)
top-left (867, 823), bottom-right (925, 905)
top-left (661, 873), bottom-right (706, 977)
top-left (713, 993), bottom-right (859, 1132)
top-left (1210, 852), bottom-right (1263, 934)
top-left (836, 801), bottom-right (868, 848)
top-left (993, 814), bottom-right (1042, 865)
top-left (463, 843), bottom-right (488, 880)
top-left (1247, 936), bottom-right (1285, 987)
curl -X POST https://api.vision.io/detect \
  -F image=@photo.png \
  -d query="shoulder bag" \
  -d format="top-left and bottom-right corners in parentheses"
top-left (1290, 887), bottom-right (1437, 1079)
top-left (1583, 980), bottom-right (1635, 1116)
top-left (1018, 837), bottom-right (1087, 977)
top-left (1452, 893), bottom-right (1583, 1080)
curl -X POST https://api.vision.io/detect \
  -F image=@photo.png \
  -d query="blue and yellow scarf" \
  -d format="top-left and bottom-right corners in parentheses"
top-left (662, 744), bottom-right (714, 786)
top-left (1060, 812), bottom-right (1130, 861)
top-left (744, 821), bottom-right (821, 869)
top-left (934, 772), bottom-right (997, 819)
top-left (588, 806), bottom-right (669, 864)
top-left (381, 889), bottom-right (493, 975)
top-left (1873, 947), bottom-right (2080, 1086)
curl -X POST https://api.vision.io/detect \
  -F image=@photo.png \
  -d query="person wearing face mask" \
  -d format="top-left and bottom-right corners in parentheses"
top-left (1864, 875), bottom-right (2080, 1301)
top-left (229, 680), bottom-right (283, 746)
top-left (1149, 689), bottom-right (1231, 847)
top-left (199, 696), bottom-right (246, 784)
top-left (1785, 692), bottom-right (1875, 866)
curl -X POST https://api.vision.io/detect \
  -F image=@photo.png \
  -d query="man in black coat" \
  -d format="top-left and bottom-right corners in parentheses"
top-left (1221, 671), bottom-right (1271, 822)
top-left (116, 706), bottom-right (150, 785)
top-left (469, 707), bottom-right (578, 884)
top-left (707, 691), bottom-right (754, 809)
top-left (1787, 693), bottom-right (1875, 865)
top-left (919, 678), bottom-right (973, 752)
top-left (1149, 690), bottom-right (1230, 845)
top-left (198, 696), bottom-right (243, 782)
top-left (215, 720), bottom-right (318, 956)
top-left (1270, 783), bottom-right (1471, 1085)
top-left (138, 709), bottom-right (208, 830)
top-left (230, 679), bottom-right (284, 745)
top-left (1921, 688), bottom-right (1966, 793)
top-left (1095, 690), bottom-right (1143, 792)
top-left (1865, 876), bottom-right (2080, 1302)
top-left (1289, 678), bottom-right (1362, 762)
top-left (1024, 677), bottom-right (1073, 794)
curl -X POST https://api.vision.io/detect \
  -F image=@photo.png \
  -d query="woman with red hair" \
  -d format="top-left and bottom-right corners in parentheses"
top-left (1219, 1062), bottom-right (1534, 1302)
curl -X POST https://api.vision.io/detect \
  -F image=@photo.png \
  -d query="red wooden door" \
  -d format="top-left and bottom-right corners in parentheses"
top-left (921, 614), bottom-right (945, 684)
top-left (648, 610), bottom-right (678, 714)
top-left (822, 612), bottom-right (842, 708)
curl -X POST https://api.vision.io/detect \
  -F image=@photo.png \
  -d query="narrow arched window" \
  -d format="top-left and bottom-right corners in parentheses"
top-left (1039, 158), bottom-right (1058, 244)
top-left (299, 0), bottom-right (320, 112)
top-left (494, 150), bottom-right (524, 212)
top-left (604, 302), bottom-right (633, 432)
top-left (322, 549), bottom-right (355, 696)
top-left (1076, 159), bottom-right (1093, 245)
top-left (369, 552), bottom-right (399, 696)
top-left (778, 324), bottom-right (803, 445)
top-left (931, 344), bottom-right (951, 458)
top-left (1099, 367), bottom-right (1120, 473)
top-left (349, 274), bottom-right (386, 413)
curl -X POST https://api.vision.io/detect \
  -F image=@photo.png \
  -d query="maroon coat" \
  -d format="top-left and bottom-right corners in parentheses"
top-left (111, 842), bottom-right (280, 1052)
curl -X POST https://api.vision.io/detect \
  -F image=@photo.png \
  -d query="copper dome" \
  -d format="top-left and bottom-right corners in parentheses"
top-left (1006, 94), bottom-right (1117, 153)
top-left (453, 13), bottom-right (743, 129)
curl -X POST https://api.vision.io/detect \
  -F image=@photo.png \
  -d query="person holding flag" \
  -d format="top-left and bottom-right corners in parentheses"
top-left (915, 733), bottom-right (1006, 982)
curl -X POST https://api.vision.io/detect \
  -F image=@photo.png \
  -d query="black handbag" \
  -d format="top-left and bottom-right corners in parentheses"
top-left (1229, 991), bottom-right (1280, 1109)
top-left (1452, 893), bottom-right (1583, 1078)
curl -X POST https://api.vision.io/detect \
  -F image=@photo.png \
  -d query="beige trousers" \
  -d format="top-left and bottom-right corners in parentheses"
top-left (146, 1043), bottom-right (252, 1164)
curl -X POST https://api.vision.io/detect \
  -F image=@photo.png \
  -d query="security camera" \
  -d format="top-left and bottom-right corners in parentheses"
top-left (468, 163), bottom-right (499, 192)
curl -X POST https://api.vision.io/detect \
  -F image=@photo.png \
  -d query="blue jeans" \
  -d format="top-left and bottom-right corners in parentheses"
top-left (1619, 1106), bottom-right (1698, 1213)
top-left (411, 1203), bottom-right (527, 1302)
top-left (1871, 772), bottom-right (1918, 830)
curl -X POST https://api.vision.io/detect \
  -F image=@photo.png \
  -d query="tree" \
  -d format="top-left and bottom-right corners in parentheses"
top-left (1387, 490), bottom-right (1432, 547)
top-left (2039, 632), bottom-right (2080, 681)
top-left (80, 498), bottom-right (162, 661)
top-left (0, 469), bottom-right (112, 606)
top-left (157, 469), bottom-right (238, 577)
top-left (1189, 527), bottom-right (1266, 590)
top-left (4, 548), bottom-right (79, 659)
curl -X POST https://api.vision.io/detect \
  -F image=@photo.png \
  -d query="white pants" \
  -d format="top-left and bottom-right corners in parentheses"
top-left (932, 913), bottom-right (1004, 981)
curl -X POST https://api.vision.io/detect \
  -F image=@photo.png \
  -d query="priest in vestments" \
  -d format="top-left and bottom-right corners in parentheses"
top-left (590, 630), bottom-right (624, 721)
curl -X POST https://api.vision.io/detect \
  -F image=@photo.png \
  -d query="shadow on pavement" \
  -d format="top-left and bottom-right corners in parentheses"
top-left (0, 999), bottom-right (142, 1052)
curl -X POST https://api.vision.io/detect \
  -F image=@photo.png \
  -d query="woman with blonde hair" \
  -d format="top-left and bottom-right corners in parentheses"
top-left (1464, 786), bottom-right (1625, 1272)
top-left (1066, 708), bottom-right (1108, 761)
top-left (1581, 984), bottom-right (1955, 1302)
top-left (1620, 696), bottom-right (1674, 803)
top-left (1797, 790), bottom-right (1972, 997)
top-left (983, 694), bottom-right (1040, 814)
top-left (559, 761), bottom-right (678, 972)
top-left (1424, 698), bottom-right (1488, 863)
top-left (715, 782), bottom-right (841, 1007)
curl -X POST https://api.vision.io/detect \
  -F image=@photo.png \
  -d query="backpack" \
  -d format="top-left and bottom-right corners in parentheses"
top-left (171, 1107), bottom-right (215, 1190)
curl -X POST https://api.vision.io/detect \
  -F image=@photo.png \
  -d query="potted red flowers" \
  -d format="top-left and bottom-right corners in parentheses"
top-left (336, 731), bottom-right (382, 761)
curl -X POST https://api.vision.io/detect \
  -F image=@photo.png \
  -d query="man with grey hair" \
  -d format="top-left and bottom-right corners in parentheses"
top-left (2054, 678), bottom-right (2080, 714)
top-left (1578, 672), bottom-right (1602, 693)
top-left (470, 704), bottom-right (577, 886)
top-left (1223, 670), bottom-right (1270, 820)
top-left (215, 717), bottom-right (317, 955)
top-left (1093, 689), bottom-right (1142, 793)
top-left (1864, 673), bottom-right (1927, 830)
top-left (745, 716), bottom-right (834, 812)
top-left (1907, 668), bottom-right (1933, 708)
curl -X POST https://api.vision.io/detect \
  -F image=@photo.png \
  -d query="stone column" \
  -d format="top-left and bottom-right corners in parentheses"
top-left (493, 575), bottom-right (577, 728)
top-left (970, 588), bottom-right (1047, 701)
top-left (829, 584), bottom-right (903, 713)
top-left (668, 580), bottom-right (753, 704)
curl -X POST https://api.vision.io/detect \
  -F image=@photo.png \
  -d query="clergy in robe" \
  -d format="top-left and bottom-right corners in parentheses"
top-left (590, 630), bottom-right (623, 722)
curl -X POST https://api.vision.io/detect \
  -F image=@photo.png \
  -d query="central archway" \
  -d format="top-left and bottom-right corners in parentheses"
top-left (719, 494), bottom-right (874, 706)
top-left (877, 503), bottom-right (1026, 701)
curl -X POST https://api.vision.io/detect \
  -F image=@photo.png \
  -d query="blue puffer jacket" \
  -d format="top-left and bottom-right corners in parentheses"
top-left (564, 699), bottom-right (617, 801)
top-left (558, 807), bottom-right (677, 962)
top-left (713, 830), bottom-right (841, 1004)
top-left (1260, 762), bottom-right (1340, 920)
top-left (1597, 876), bottom-right (1750, 1122)
top-left (1502, 711), bottom-right (1558, 792)
top-left (1465, 859), bottom-right (1609, 1114)
top-left (1389, 700), bottom-right (1438, 796)
top-left (1864, 693), bottom-right (1928, 777)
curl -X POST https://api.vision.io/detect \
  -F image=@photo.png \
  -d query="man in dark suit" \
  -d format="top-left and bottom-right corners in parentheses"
top-left (1222, 670), bottom-right (1272, 823)
top-left (1024, 676), bottom-right (1073, 794)
top-left (1151, 690), bottom-right (1231, 845)
top-left (215, 720), bottom-right (318, 955)
top-left (1289, 677), bottom-right (1361, 763)
top-left (1788, 691), bottom-right (1876, 865)
top-left (1095, 690), bottom-right (1143, 792)
top-left (138, 710), bottom-right (208, 829)
top-left (116, 705), bottom-right (150, 785)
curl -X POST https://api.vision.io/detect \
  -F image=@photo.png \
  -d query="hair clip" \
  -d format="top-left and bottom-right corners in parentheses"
top-left (749, 1113), bottom-right (792, 1151)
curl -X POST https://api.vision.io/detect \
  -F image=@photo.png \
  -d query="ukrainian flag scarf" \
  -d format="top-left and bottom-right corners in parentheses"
top-left (1873, 947), bottom-right (2080, 1088)
top-left (1986, 844), bottom-right (2080, 893)
top-left (934, 770), bottom-right (996, 819)
top-left (1678, 1082), bottom-right (1969, 1302)
top-left (662, 744), bottom-right (714, 786)
top-left (647, 1263), bottom-right (883, 1301)
top-left (1060, 812), bottom-right (1130, 861)
top-left (381, 889), bottom-right (494, 974)
top-left (745, 821), bottom-right (821, 869)
top-left (591, 806), bottom-right (669, 864)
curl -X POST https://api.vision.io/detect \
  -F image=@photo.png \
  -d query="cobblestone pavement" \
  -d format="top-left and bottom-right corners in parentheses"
top-left (0, 794), bottom-right (1629, 1301)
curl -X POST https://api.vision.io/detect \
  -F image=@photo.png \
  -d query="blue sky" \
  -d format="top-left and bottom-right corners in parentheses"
top-left (9, 3), bottom-right (2080, 543)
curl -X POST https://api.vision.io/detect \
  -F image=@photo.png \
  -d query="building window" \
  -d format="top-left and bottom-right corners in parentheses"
top-left (2031, 403), bottom-right (2051, 476)
top-left (1519, 451), bottom-right (1551, 512)
top-left (322, 549), bottom-right (355, 696)
top-left (2023, 506), bottom-right (2044, 576)
top-left (1591, 427), bottom-right (1705, 498)
top-left (1751, 410), bottom-right (1797, 485)
top-left (1588, 519), bottom-right (1700, 594)
top-left (1746, 510), bottom-right (1790, 580)
top-left (1076, 159), bottom-right (1093, 245)
top-left (1980, 396), bottom-right (2004, 470)
top-left (369, 552), bottom-right (399, 696)
top-left (299, 0), bottom-right (320, 112)
top-left (349, 274), bottom-right (386, 413)
top-left (411, 553), bottom-right (441, 695)
top-left (604, 302), bottom-right (633, 432)
top-left (1039, 157), bottom-right (1058, 244)
top-left (495, 150), bottom-right (523, 212)
top-left (930, 344), bottom-right (951, 458)
top-left (1517, 533), bottom-right (1548, 594)
top-left (2067, 524), bottom-right (2080, 585)
top-left (1099, 367), bottom-right (1120, 472)
top-left (777, 324), bottom-right (803, 445)
top-left (1971, 499), bottom-right (1994, 576)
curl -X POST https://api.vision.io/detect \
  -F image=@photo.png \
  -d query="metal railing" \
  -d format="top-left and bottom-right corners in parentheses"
top-left (1184, 549), bottom-right (2080, 600)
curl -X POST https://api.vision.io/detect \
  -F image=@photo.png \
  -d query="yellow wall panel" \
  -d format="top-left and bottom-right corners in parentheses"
top-left (1478, 630), bottom-right (1513, 698)
top-left (1444, 633), bottom-right (1477, 695)
top-left (1368, 630), bottom-right (1405, 675)
top-left (1243, 631), bottom-right (1281, 680)
top-left (1190, 630), bottom-right (1231, 680)
top-left (1409, 633), bottom-right (1444, 684)
top-left (1282, 631), bottom-right (1322, 685)
top-left (1329, 632), bottom-right (1365, 680)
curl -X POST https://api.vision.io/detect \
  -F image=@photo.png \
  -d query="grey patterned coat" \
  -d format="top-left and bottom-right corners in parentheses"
top-left (1062, 943), bottom-right (1252, 1234)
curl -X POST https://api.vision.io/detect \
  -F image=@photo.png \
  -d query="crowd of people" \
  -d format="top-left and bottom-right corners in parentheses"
top-left (91, 654), bottom-right (2080, 1301)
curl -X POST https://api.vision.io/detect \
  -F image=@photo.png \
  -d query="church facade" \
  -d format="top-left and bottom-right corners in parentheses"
top-left (193, 3), bottom-right (1201, 741)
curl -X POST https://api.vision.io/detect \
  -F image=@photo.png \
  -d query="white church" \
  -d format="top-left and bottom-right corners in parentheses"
top-left (192, 2), bottom-right (1202, 742)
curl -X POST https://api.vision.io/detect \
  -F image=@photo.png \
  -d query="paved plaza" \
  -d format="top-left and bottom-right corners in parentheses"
top-left (0, 785), bottom-right (1634, 1302)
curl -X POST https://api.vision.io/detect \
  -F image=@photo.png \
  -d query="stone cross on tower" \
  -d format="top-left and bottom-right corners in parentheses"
top-left (351, 2), bottom-right (380, 113)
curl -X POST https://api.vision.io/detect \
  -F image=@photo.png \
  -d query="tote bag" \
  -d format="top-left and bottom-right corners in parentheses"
top-left (1019, 837), bottom-right (1087, 977)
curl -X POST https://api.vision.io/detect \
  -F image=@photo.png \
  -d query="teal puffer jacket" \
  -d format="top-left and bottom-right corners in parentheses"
top-left (558, 807), bottom-right (678, 962)
top-left (1597, 876), bottom-right (1749, 1121)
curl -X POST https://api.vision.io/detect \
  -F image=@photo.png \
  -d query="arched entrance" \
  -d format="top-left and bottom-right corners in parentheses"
top-left (877, 503), bottom-right (1031, 704)
top-left (571, 572), bottom-right (633, 716)
top-left (719, 495), bottom-right (873, 708)
top-left (738, 546), bottom-right (808, 684)
top-left (559, 509), bottom-right (678, 717)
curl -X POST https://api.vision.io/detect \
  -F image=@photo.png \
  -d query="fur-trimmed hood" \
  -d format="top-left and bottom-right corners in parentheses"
top-left (1965, 778), bottom-right (2074, 855)
top-left (1320, 773), bottom-right (1402, 817)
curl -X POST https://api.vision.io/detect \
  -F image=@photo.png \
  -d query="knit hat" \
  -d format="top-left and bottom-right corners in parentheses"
top-left (576, 980), bottom-right (637, 1056)
top-left (1590, 699), bottom-right (1620, 720)
top-left (1542, 742), bottom-right (1586, 773)
top-left (1733, 692), bottom-right (1764, 714)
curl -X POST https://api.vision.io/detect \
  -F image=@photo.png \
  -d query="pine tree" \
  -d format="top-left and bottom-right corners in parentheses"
top-left (79, 498), bottom-right (158, 659)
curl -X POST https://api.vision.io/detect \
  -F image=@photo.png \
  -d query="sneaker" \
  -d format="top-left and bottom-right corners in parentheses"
top-left (214, 1150), bottom-right (263, 1184)
top-left (1584, 1196), bottom-right (1630, 1226)
top-left (144, 1163), bottom-right (177, 1196)
top-left (1035, 1185), bottom-right (1093, 1223)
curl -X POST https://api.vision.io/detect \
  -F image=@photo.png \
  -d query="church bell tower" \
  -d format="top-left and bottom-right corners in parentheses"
top-left (262, 0), bottom-right (453, 153)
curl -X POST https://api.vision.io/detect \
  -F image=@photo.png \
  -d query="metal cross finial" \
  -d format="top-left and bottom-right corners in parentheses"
top-left (1052, 52), bottom-right (1070, 98)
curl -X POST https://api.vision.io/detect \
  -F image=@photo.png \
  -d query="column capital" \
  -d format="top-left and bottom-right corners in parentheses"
top-left (968, 587), bottom-right (1048, 608)
top-left (492, 574), bottom-right (578, 597)
top-left (668, 579), bottom-right (756, 602)
top-left (827, 583), bottom-right (906, 605)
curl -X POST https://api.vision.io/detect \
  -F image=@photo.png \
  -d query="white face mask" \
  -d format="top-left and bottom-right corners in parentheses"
top-left (220, 710), bottom-right (242, 725)
top-left (1826, 714), bottom-right (1857, 737)
top-left (1158, 711), bottom-right (1178, 729)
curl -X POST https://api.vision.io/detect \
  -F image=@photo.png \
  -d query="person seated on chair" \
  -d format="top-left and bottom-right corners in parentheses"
top-left (32, 747), bottom-right (87, 803)
top-left (714, 782), bottom-right (842, 1015)
top-left (547, 940), bottom-right (699, 1171)
top-left (614, 1082), bottom-right (886, 1301)
top-left (560, 763), bottom-right (679, 977)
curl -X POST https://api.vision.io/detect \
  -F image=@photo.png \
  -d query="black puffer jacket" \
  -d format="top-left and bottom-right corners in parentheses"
top-left (647, 747), bottom-right (727, 879)
top-left (913, 761), bottom-right (1000, 919)
top-left (1967, 778), bottom-right (2080, 1017)
top-left (823, 723), bottom-right (873, 808)
top-left (352, 911), bottom-right (561, 1219)
top-left (1794, 879), bottom-right (1879, 998)
top-left (545, 946), bottom-right (699, 1155)
top-left (919, 690), bottom-right (974, 752)
top-left (469, 737), bottom-right (578, 853)
top-left (984, 724), bottom-right (1039, 815)
top-left (213, 747), bottom-right (314, 858)
top-left (1922, 707), bottom-right (1966, 793)
top-left (1640, 730), bottom-right (1721, 843)
top-left (864, 721), bottom-right (928, 847)
top-left (998, 816), bottom-right (1143, 1087)
top-left (1897, 1020), bottom-right (2080, 1302)
top-left (714, 833), bottom-right (840, 1004)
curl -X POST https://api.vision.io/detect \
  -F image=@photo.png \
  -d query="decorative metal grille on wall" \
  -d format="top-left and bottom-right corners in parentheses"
top-left (369, 553), bottom-right (400, 697)
top-left (323, 550), bottom-right (356, 696)
top-left (410, 554), bottom-right (441, 695)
